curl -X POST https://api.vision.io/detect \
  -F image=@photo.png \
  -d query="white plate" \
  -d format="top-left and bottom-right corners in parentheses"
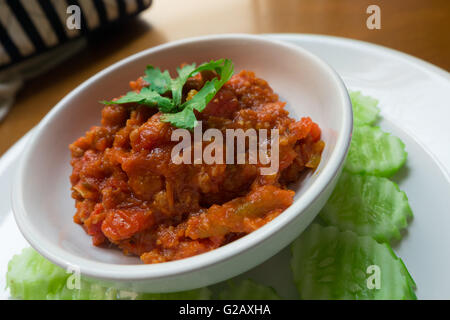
top-left (1, 34), bottom-right (449, 299)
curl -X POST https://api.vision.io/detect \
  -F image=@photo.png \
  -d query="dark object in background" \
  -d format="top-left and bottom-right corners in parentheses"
top-left (0, 0), bottom-right (152, 121)
top-left (0, 0), bottom-right (152, 69)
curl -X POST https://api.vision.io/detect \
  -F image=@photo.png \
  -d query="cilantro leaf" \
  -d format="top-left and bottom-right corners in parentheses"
top-left (102, 58), bottom-right (234, 130)
top-left (195, 59), bottom-right (233, 77)
top-left (182, 59), bottom-right (234, 113)
top-left (160, 105), bottom-right (197, 129)
top-left (102, 87), bottom-right (174, 113)
top-left (170, 59), bottom-right (233, 108)
top-left (171, 63), bottom-right (197, 106)
top-left (182, 81), bottom-right (218, 113)
top-left (143, 65), bottom-right (172, 94)
top-left (161, 59), bottom-right (234, 129)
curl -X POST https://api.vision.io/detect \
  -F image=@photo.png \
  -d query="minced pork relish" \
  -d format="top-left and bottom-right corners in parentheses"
top-left (69, 69), bottom-right (324, 263)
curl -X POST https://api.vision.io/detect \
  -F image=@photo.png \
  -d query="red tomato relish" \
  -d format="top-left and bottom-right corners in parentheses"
top-left (69, 70), bottom-right (324, 263)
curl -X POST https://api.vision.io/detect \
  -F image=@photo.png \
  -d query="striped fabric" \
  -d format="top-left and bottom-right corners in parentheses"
top-left (0, 0), bottom-right (152, 69)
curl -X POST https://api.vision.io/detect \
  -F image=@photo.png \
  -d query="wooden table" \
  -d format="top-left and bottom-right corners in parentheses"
top-left (1, 0), bottom-right (448, 156)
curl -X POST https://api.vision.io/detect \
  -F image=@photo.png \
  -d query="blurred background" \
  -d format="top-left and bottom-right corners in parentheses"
top-left (0, 0), bottom-right (448, 155)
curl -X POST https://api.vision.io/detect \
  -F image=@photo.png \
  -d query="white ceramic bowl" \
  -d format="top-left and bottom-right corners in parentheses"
top-left (12, 34), bottom-right (352, 292)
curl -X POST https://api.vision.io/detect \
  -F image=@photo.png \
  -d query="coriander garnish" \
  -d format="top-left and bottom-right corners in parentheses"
top-left (101, 59), bottom-right (234, 129)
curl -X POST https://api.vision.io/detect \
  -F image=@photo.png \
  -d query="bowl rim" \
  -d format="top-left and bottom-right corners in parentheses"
top-left (12, 33), bottom-right (353, 281)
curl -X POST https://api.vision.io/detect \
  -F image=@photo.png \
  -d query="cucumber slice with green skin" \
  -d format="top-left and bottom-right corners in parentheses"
top-left (7, 248), bottom-right (210, 300)
top-left (349, 91), bottom-right (380, 126)
top-left (345, 125), bottom-right (407, 177)
top-left (218, 279), bottom-right (280, 300)
top-left (7, 248), bottom-right (120, 300)
top-left (320, 171), bottom-right (413, 242)
top-left (7, 248), bottom-right (70, 300)
top-left (46, 282), bottom-right (118, 300)
top-left (291, 224), bottom-right (416, 300)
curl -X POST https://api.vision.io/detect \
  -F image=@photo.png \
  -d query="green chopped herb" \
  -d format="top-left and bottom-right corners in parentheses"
top-left (170, 63), bottom-right (198, 106)
top-left (143, 65), bottom-right (172, 95)
top-left (102, 58), bottom-right (234, 130)
top-left (102, 87), bottom-right (175, 113)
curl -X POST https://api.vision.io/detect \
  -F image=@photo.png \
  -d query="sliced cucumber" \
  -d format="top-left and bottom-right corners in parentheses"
top-left (345, 125), bottom-right (407, 177)
top-left (7, 248), bottom-right (71, 300)
top-left (349, 91), bottom-right (380, 126)
top-left (7, 248), bottom-right (210, 300)
top-left (291, 224), bottom-right (416, 300)
top-left (320, 171), bottom-right (413, 242)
